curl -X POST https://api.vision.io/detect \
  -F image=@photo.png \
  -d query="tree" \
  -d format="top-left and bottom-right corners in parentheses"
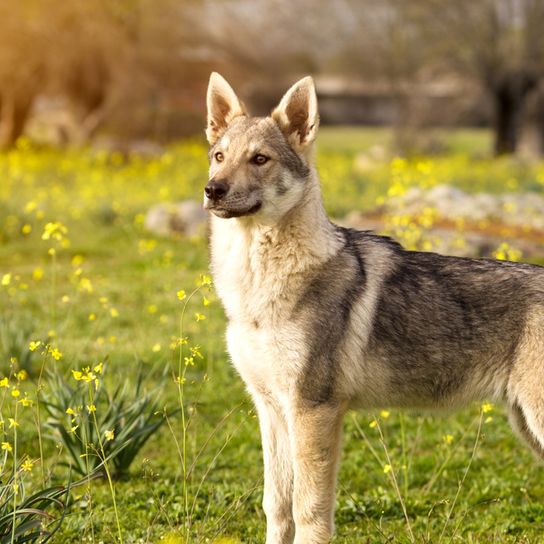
top-left (0, 1), bottom-right (45, 147)
top-left (414, 0), bottom-right (544, 155)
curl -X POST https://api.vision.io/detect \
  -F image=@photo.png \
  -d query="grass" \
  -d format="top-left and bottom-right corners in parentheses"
top-left (0, 127), bottom-right (543, 542)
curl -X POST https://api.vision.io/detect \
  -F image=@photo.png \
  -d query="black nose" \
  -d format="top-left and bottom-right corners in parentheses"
top-left (204, 180), bottom-right (229, 201)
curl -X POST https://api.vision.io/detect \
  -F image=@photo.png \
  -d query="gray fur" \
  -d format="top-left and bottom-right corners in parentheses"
top-left (293, 228), bottom-right (367, 405)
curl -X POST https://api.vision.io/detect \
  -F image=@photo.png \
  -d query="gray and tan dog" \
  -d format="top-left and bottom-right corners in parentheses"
top-left (204, 72), bottom-right (544, 544)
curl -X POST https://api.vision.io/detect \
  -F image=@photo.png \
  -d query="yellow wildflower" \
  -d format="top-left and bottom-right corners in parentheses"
top-left (190, 346), bottom-right (203, 359)
top-left (79, 277), bottom-right (93, 293)
top-left (176, 289), bottom-right (186, 301)
top-left (71, 255), bottom-right (84, 267)
top-left (383, 464), bottom-right (392, 474)
top-left (369, 420), bottom-right (378, 429)
top-left (1, 273), bottom-right (11, 286)
top-left (2, 442), bottom-right (12, 452)
top-left (18, 396), bottom-right (33, 407)
top-left (41, 221), bottom-right (68, 241)
top-left (21, 459), bottom-right (33, 472)
top-left (196, 274), bottom-right (212, 287)
top-left (28, 340), bottom-right (41, 351)
top-left (104, 429), bottom-right (115, 441)
top-left (86, 404), bottom-right (96, 413)
top-left (94, 362), bottom-right (103, 374)
top-left (443, 434), bottom-right (454, 445)
top-left (482, 403), bottom-right (493, 414)
top-left (380, 410), bottom-right (390, 418)
top-left (195, 313), bottom-right (206, 322)
top-left (0, 377), bottom-right (8, 387)
top-left (8, 418), bottom-right (18, 428)
top-left (49, 347), bottom-right (62, 361)
top-left (11, 389), bottom-right (20, 398)
top-left (110, 308), bottom-right (119, 318)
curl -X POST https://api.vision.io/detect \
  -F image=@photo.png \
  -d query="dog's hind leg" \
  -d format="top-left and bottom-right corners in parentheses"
top-left (507, 309), bottom-right (544, 459)
top-left (255, 397), bottom-right (296, 544)
top-left (288, 401), bottom-right (345, 544)
top-left (508, 402), bottom-right (544, 459)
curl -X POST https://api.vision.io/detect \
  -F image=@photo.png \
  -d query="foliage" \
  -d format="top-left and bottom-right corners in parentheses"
top-left (0, 460), bottom-right (71, 543)
top-left (43, 368), bottom-right (172, 478)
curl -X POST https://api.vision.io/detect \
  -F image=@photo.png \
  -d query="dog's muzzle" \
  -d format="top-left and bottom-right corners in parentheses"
top-left (204, 180), bottom-right (229, 202)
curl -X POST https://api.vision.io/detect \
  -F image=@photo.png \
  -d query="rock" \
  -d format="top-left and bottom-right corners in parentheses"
top-left (385, 184), bottom-right (544, 230)
top-left (340, 184), bottom-right (544, 259)
top-left (144, 201), bottom-right (208, 237)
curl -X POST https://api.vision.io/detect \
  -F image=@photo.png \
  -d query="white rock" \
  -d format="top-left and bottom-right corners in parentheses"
top-left (144, 201), bottom-right (208, 237)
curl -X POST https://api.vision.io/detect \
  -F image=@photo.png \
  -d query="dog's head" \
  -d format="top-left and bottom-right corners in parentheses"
top-left (204, 73), bottom-right (319, 222)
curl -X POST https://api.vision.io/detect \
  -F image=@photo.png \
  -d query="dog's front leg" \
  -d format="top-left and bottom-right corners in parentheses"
top-left (255, 398), bottom-right (296, 544)
top-left (289, 401), bottom-right (344, 544)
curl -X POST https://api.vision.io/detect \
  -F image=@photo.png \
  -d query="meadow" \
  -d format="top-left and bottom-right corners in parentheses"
top-left (1, 127), bottom-right (544, 543)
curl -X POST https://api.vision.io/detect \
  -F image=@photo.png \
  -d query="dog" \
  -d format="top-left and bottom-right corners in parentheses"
top-left (203, 72), bottom-right (544, 544)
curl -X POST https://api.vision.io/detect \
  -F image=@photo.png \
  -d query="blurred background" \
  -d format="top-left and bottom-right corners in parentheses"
top-left (2, 0), bottom-right (544, 156)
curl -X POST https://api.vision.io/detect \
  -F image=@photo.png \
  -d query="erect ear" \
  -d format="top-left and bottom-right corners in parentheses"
top-left (271, 76), bottom-right (319, 150)
top-left (206, 72), bottom-right (246, 145)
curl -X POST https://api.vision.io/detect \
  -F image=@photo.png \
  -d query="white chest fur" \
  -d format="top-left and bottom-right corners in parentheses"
top-left (209, 211), bottom-right (342, 396)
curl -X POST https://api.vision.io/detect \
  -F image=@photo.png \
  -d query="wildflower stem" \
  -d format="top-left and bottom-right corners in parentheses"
top-left (50, 245), bottom-right (57, 332)
top-left (176, 285), bottom-right (202, 536)
top-left (439, 409), bottom-right (484, 543)
top-left (34, 354), bottom-right (48, 485)
top-left (10, 402), bottom-right (18, 544)
top-left (374, 417), bottom-right (415, 543)
top-left (399, 412), bottom-right (409, 497)
top-left (80, 414), bottom-right (95, 543)
top-left (88, 385), bottom-right (123, 543)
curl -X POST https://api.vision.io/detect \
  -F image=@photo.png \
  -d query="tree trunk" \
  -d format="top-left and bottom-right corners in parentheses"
top-left (534, 86), bottom-right (544, 156)
top-left (492, 72), bottom-right (538, 156)
top-left (0, 92), bottom-right (34, 149)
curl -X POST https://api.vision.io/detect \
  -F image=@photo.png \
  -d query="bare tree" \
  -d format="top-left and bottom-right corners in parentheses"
top-left (414, 0), bottom-right (544, 155)
top-left (0, 1), bottom-right (45, 147)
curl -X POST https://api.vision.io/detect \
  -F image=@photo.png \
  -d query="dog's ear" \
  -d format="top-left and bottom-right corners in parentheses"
top-left (272, 76), bottom-right (319, 151)
top-left (206, 72), bottom-right (246, 145)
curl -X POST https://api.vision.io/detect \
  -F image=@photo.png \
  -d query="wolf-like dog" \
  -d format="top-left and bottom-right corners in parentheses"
top-left (203, 72), bottom-right (544, 544)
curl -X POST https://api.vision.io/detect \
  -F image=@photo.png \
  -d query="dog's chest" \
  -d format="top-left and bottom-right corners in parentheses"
top-left (211, 220), bottom-right (314, 392)
top-left (226, 320), bottom-right (307, 395)
top-left (211, 220), bottom-right (310, 324)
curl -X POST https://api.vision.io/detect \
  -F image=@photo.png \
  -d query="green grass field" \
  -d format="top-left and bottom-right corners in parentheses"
top-left (1, 128), bottom-right (544, 543)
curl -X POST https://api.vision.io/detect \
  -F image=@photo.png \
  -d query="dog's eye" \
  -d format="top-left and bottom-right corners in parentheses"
top-left (214, 152), bottom-right (224, 162)
top-left (252, 154), bottom-right (269, 165)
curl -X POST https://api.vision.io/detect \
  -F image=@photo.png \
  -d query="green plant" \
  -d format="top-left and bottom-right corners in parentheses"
top-left (42, 367), bottom-right (173, 478)
top-left (0, 459), bottom-right (71, 543)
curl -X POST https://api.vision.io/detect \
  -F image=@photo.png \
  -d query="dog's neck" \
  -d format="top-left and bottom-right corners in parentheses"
top-left (209, 171), bottom-right (342, 322)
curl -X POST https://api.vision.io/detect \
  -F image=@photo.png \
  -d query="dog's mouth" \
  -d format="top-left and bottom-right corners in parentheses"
top-left (208, 201), bottom-right (262, 218)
